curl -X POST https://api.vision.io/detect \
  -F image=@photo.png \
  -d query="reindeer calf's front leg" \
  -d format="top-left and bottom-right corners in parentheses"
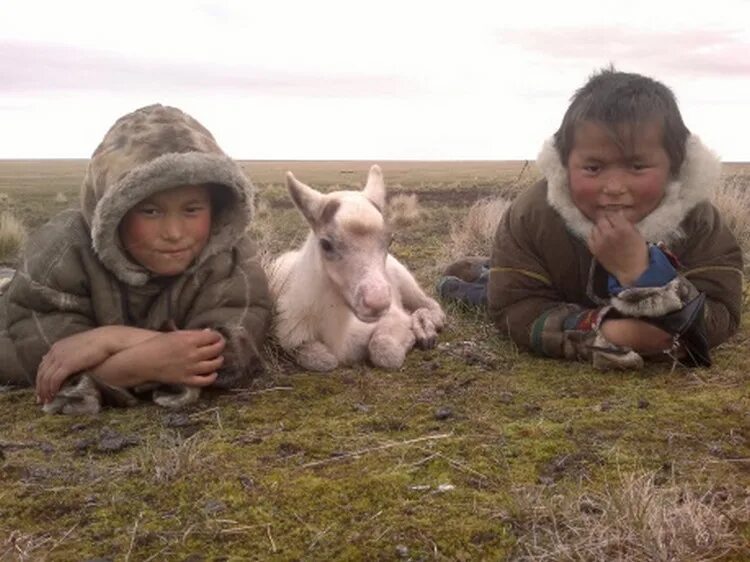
top-left (369, 314), bottom-right (416, 370)
top-left (411, 299), bottom-right (446, 349)
top-left (295, 341), bottom-right (339, 372)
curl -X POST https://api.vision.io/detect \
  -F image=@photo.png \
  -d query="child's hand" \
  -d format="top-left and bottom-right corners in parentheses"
top-left (588, 211), bottom-right (649, 286)
top-left (117, 329), bottom-right (225, 387)
top-left (600, 318), bottom-right (673, 353)
top-left (36, 330), bottom-right (114, 404)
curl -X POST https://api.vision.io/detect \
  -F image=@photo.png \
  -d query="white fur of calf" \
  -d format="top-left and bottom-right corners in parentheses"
top-left (268, 165), bottom-right (445, 371)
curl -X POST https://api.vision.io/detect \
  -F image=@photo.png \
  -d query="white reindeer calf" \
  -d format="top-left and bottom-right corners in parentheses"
top-left (269, 165), bottom-right (445, 371)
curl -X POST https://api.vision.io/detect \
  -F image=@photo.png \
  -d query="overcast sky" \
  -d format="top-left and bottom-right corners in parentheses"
top-left (2, 0), bottom-right (750, 160)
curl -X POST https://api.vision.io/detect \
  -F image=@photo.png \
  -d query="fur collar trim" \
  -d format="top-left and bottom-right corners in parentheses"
top-left (90, 152), bottom-right (253, 286)
top-left (82, 104), bottom-right (254, 286)
top-left (537, 135), bottom-right (721, 244)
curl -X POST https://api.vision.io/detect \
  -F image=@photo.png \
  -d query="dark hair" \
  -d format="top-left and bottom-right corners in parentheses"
top-left (553, 67), bottom-right (690, 175)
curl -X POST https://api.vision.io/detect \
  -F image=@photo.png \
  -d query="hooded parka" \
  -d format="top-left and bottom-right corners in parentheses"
top-left (0, 104), bottom-right (271, 410)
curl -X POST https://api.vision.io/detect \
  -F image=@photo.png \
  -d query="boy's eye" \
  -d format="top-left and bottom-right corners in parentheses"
top-left (185, 205), bottom-right (207, 214)
top-left (632, 163), bottom-right (648, 171)
top-left (583, 165), bottom-right (600, 173)
top-left (138, 207), bottom-right (161, 216)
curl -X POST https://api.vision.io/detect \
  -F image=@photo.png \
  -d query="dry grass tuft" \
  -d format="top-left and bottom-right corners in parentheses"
top-left (54, 192), bottom-right (68, 204)
top-left (511, 472), bottom-right (750, 561)
top-left (445, 196), bottom-right (510, 263)
top-left (388, 193), bottom-right (421, 228)
top-left (247, 206), bottom-right (276, 272)
top-left (1, 524), bottom-right (79, 561)
top-left (136, 432), bottom-right (215, 483)
top-left (713, 173), bottom-right (750, 264)
top-left (0, 211), bottom-right (27, 263)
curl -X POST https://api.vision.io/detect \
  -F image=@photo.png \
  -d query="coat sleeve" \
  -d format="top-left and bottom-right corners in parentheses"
top-left (681, 205), bottom-right (743, 347)
top-left (487, 192), bottom-right (602, 359)
top-left (2, 212), bottom-right (98, 383)
top-left (608, 202), bottom-right (743, 349)
top-left (182, 237), bottom-right (272, 387)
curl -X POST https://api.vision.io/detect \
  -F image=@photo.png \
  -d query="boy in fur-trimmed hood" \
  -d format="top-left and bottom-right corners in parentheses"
top-left (0, 104), bottom-right (271, 413)
top-left (441, 69), bottom-right (742, 369)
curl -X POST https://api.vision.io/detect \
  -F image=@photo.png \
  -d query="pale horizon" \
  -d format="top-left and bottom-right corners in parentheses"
top-left (3, 0), bottom-right (750, 161)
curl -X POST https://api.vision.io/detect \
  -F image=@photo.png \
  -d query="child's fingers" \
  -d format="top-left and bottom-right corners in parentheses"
top-left (191, 355), bottom-right (224, 376)
top-left (38, 367), bottom-right (62, 404)
top-left (196, 337), bottom-right (226, 359)
top-left (596, 215), bottom-right (616, 237)
top-left (185, 372), bottom-right (219, 387)
top-left (36, 363), bottom-right (55, 403)
top-left (189, 328), bottom-right (225, 346)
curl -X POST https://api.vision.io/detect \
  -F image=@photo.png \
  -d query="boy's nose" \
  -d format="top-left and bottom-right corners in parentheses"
top-left (603, 172), bottom-right (626, 195)
top-left (161, 216), bottom-right (184, 240)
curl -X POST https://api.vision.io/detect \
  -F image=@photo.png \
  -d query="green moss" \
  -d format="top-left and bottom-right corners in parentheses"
top-left (2, 161), bottom-right (749, 559)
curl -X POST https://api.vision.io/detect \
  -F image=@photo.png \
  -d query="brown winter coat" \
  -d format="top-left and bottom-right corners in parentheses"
top-left (488, 136), bottom-right (743, 359)
top-left (0, 105), bottom-right (271, 405)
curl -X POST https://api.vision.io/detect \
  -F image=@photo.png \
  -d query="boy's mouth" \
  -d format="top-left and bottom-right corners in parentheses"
top-left (600, 205), bottom-right (630, 212)
top-left (160, 248), bottom-right (191, 257)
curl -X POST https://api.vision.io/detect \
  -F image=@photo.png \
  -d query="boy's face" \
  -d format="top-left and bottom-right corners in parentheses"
top-left (119, 184), bottom-right (212, 276)
top-left (567, 120), bottom-right (671, 224)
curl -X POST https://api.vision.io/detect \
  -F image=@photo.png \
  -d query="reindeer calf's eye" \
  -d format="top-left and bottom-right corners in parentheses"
top-left (320, 238), bottom-right (334, 252)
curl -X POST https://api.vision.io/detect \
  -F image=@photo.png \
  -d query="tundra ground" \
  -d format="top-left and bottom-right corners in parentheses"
top-left (1, 160), bottom-right (749, 561)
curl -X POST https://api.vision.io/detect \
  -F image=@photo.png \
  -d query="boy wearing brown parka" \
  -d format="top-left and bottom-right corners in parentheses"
top-left (442, 69), bottom-right (743, 369)
top-left (0, 104), bottom-right (271, 413)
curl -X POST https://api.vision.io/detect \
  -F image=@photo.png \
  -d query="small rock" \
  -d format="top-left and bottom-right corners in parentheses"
top-left (409, 484), bottom-right (431, 491)
top-left (434, 406), bottom-right (453, 420)
top-left (524, 403), bottom-right (541, 414)
top-left (436, 483), bottom-right (455, 492)
top-left (637, 398), bottom-right (650, 409)
top-left (579, 499), bottom-right (602, 514)
top-left (395, 544), bottom-right (409, 558)
top-left (74, 437), bottom-right (96, 453)
top-left (353, 403), bottom-right (371, 413)
top-left (471, 530), bottom-right (499, 545)
top-left (163, 413), bottom-right (193, 428)
top-left (96, 430), bottom-right (139, 453)
top-left (498, 391), bottom-right (514, 404)
top-left (599, 401), bottom-right (612, 412)
top-left (238, 476), bottom-right (255, 490)
top-left (708, 443), bottom-right (725, 457)
top-left (203, 499), bottom-right (226, 515)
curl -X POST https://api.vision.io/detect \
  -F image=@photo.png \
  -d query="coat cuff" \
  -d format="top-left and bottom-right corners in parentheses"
top-left (607, 245), bottom-right (677, 295)
top-left (531, 304), bottom-right (610, 359)
top-left (610, 276), bottom-right (697, 318)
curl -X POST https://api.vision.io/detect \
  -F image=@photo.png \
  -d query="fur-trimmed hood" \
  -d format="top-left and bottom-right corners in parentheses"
top-left (537, 135), bottom-right (721, 244)
top-left (81, 104), bottom-right (254, 285)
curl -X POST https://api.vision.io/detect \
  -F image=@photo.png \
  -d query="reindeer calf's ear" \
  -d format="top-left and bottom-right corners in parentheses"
top-left (363, 164), bottom-right (386, 211)
top-left (286, 171), bottom-right (324, 226)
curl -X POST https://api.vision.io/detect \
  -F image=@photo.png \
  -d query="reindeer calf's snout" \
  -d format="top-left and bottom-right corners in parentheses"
top-left (359, 281), bottom-right (392, 318)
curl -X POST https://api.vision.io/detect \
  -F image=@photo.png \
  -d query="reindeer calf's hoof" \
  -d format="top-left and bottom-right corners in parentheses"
top-left (369, 335), bottom-right (408, 370)
top-left (411, 308), bottom-right (439, 349)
